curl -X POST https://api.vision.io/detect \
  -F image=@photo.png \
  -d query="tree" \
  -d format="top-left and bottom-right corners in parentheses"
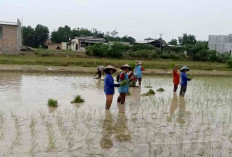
top-left (22, 26), bottom-right (35, 47)
top-left (51, 25), bottom-right (71, 43)
top-left (178, 33), bottom-right (197, 46)
top-left (168, 39), bottom-right (178, 45)
top-left (34, 24), bottom-right (49, 47)
top-left (110, 29), bottom-right (118, 38)
top-left (121, 36), bottom-right (136, 44)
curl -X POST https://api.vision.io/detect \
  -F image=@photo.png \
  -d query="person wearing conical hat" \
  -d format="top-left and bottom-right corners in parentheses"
top-left (179, 66), bottom-right (191, 97)
top-left (135, 61), bottom-right (145, 86)
top-left (104, 65), bottom-right (120, 109)
top-left (94, 65), bottom-right (105, 79)
top-left (117, 64), bottom-right (132, 105)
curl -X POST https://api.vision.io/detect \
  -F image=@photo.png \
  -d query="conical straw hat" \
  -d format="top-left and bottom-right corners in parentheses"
top-left (180, 66), bottom-right (190, 72)
top-left (120, 64), bottom-right (132, 71)
top-left (103, 65), bottom-right (117, 73)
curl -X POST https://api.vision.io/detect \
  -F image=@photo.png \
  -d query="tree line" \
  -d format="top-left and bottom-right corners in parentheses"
top-left (22, 24), bottom-right (136, 48)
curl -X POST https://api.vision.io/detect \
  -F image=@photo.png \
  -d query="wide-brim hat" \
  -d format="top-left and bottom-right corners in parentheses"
top-left (120, 64), bottom-right (132, 71)
top-left (103, 65), bottom-right (117, 73)
top-left (136, 61), bottom-right (142, 65)
top-left (180, 66), bottom-right (190, 72)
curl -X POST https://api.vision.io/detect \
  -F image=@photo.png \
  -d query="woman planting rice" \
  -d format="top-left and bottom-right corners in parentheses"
top-left (117, 64), bottom-right (132, 104)
top-left (180, 66), bottom-right (191, 97)
top-left (173, 65), bottom-right (180, 92)
top-left (135, 61), bottom-right (145, 86)
top-left (104, 65), bottom-right (120, 109)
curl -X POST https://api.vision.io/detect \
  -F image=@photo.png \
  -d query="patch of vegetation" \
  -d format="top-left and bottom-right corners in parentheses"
top-left (71, 95), bottom-right (85, 103)
top-left (48, 99), bottom-right (58, 107)
top-left (145, 86), bottom-right (152, 88)
top-left (120, 80), bottom-right (129, 86)
top-left (141, 89), bottom-right (155, 96)
top-left (157, 88), bottom-right (165, 92)
top-left (127, 92), bottom-right (131, 95)
top-left (0, 55), bottom-right (230, 71)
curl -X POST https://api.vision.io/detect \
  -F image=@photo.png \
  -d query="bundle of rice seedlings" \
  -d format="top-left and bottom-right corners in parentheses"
top-left (157, 88), bottom-right (165, 92)
top-left (71, 95), bottom-right (85, 103)
top-left (120, 80), bottom-right (129, 86)
top-left (141, 89), bottom-right (155, 96)
top-left (48, 99), bottom-right (58, 107)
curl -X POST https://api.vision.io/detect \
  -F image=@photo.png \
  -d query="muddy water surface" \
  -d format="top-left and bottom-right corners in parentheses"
top-left (1, 73), bottom-right (232, 157)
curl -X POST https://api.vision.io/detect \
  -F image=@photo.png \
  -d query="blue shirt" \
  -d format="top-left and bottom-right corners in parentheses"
top-left (135, 65), bottom-right (142, 78)
top-left (104, 74), bottom-right (117, 95)
top-left (180, 72), bottom-right (190, 86)
top-left (118, 72), bottom-right (129, 93)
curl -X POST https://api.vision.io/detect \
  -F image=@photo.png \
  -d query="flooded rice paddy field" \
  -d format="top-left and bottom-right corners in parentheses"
top-left (1, 73), bottom-right (232, 157)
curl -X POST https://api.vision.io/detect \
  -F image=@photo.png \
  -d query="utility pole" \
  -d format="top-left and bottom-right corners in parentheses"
top-left (159, 33), bottom-right (163, 51)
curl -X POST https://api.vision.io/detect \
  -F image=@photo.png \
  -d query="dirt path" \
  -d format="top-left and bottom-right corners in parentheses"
top-left (0, 64), bottom-right (232, 76)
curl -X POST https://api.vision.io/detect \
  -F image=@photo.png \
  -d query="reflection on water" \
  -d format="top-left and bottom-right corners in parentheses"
top-left (177, 96), bottom-right (186, 124)
top-left (101, 110), bottom-right (114, 149)
top-left (101, 104), bottom-right (131, 149)
top-left (115, 104), bottom-right (131, 142)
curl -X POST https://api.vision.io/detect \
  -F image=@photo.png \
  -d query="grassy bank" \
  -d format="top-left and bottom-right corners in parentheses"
top-left (0, 54), bottom-right (230, 71)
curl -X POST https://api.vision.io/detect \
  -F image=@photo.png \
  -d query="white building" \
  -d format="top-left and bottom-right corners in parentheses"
top-left (62, 36), bottom-right (106, 51)
top-left (208, 35), bottom-right (232, 55)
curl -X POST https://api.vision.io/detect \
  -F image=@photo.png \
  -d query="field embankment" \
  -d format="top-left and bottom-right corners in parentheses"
top-left (0, 55), bottom-right (230, 72)
top-left (1, 64), bottom-right (232, 77)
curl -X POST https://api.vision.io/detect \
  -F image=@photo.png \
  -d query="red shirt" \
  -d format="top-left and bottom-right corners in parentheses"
top-left (173, 70), bottom-right (180, 85)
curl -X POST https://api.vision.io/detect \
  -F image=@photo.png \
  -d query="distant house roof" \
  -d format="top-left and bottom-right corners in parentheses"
top-left (73, 36), bottom-right (106, 43)
top-left (0, 21), bottom-right (18, 26)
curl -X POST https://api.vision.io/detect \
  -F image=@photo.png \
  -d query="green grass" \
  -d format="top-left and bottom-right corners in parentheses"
top-left (48, 99), bottom-right (58, 107)
top-left (71, 95), bottom-right (85, 103)
top-left (0, 54), bottom-right (230, 71)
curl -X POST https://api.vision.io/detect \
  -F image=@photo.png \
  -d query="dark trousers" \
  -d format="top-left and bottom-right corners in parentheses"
top-left (173, 84), bottom-right (178, 92)
top-left (137, 78), bottom-right (142, 86)
top-left (179, 85), bottom-right (187, 96)
top-left (97, 70), bottom-right (102, 79)
top-left (117, 93), bottom-right (126, 104)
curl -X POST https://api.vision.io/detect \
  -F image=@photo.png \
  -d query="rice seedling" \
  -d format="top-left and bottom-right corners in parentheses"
top-left (48, 99), bottom-right (58, 107)
top-left (71, 95), bottom-right (85, 103)
top-left (141, 89), bottom-right (155, 96)
top-left (45, 121), bottom-right (57, 150)
top-left (156, 88), bottom-right (165, 92)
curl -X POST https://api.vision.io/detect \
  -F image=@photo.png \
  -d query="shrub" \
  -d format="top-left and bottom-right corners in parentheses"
top-left (86, 43), bottom-right (109, 56)
top-left (132, 44), bottom-right (155, 51)
top-left (71, 95), bottom-right (85, 103)
top-left (226, 58), bottom-right (232, 68)
top-left (129, 50), bottom-right (158, 58)
top-left (48, 99), bottom-right (58, 107)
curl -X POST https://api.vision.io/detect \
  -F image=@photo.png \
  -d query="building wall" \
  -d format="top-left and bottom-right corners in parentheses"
top-left (0, 24), bottom-right (18, 54)
top-left (208, 35), bottom-right (232, 54)
top-left (16, 19), bottom-right (22, 50)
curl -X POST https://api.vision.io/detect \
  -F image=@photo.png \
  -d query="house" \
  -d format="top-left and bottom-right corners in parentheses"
top-left (62, 36), bottom-right (106, 51)
top-left (45, 40), bottom-right (61, 50)
top-left (134, 38), bottom-right (167, 48)
top-left (0, 19), bottom-right (22, 54)
top-left (108, 41), bottom-right (130, 46)
top-left (208, 35), bottom-right (232, 55)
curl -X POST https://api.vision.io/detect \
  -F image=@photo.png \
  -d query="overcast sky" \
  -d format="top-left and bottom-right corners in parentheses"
top-left (1, 0), bottom-right (231, 42)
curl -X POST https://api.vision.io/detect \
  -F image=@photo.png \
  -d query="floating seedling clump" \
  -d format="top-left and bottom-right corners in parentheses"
top-left (141, 89), bottom-right (155, 96)
top-left (145, 86), bottom-right (152, 88)
top-left (71, 95), bottom-right (85, 103)
top-left (48, 99), bottom-right (58, 107)
top-left (157, 88), bottom-right (165, 92)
